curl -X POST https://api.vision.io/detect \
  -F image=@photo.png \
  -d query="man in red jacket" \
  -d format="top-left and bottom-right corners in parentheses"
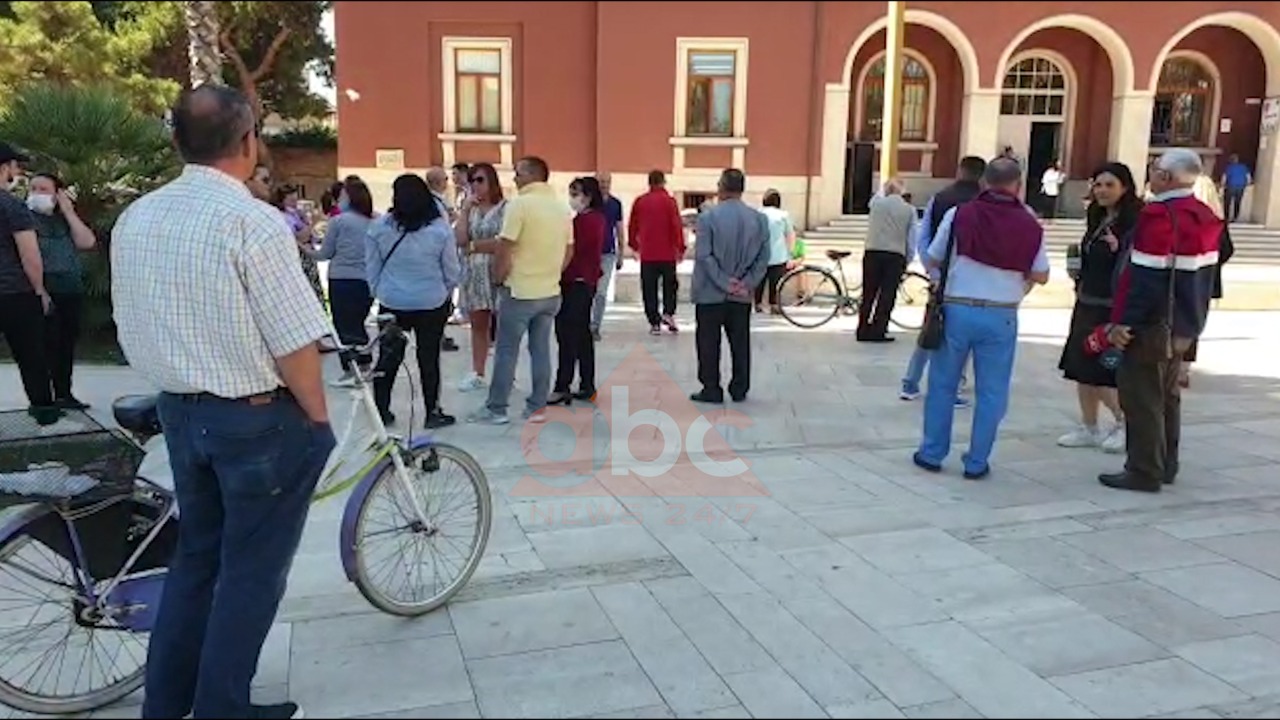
top-left (1101, 148), bottom-right (1221, 493)
top-left (629, 170), bottom-right (686, 334)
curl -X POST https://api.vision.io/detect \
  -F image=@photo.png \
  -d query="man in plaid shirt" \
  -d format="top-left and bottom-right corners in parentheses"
top-left (112, 85), bottom-right (333, 720)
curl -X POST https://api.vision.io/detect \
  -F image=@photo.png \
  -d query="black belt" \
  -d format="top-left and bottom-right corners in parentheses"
top-left (171, 388), bottom-right (292, 406)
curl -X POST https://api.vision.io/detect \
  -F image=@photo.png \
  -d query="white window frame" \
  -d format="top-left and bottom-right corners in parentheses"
top-left (673, 37), bottom-right (749, 140)
top-left (441, 37), bottom-right (514, 136)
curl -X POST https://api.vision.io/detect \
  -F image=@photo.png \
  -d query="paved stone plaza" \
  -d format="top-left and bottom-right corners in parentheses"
top-left (5, 306), bottom-right (1280, 719)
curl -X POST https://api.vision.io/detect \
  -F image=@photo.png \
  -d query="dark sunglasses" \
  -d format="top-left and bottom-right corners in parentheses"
top-left (469, 176), bottom-right (487, 184)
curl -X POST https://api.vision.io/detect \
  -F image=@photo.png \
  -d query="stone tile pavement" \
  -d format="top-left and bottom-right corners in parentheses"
top-left (5, 306), bottom-right (1280, 719)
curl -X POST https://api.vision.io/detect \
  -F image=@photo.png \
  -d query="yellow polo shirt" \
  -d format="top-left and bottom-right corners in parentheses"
top-left (499, 182), bottom-right (573, 300)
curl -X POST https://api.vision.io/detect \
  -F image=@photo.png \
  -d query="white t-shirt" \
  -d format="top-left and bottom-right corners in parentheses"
top-left (1041, 168), bottom-right (1063, 197)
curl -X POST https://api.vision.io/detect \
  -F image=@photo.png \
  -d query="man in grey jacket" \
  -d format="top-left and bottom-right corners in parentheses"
top-left (858, 178), bottom-right (917, 342)
top-left (691, 168), bottom-right (771, 404)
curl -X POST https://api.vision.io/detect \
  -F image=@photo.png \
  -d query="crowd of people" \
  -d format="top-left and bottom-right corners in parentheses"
top-left (0, 75), bottom-right (1242, 718)
top-left (888, 148), bottom-right (1226, 492)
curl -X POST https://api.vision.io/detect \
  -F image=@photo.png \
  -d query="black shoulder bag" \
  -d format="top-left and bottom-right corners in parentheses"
top-left (917, 218), bottom-right (959, 350)
top-left (370, 230), bottom-right (409, 294)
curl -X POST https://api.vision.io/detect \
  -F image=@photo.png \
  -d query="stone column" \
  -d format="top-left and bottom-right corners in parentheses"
top-left (958, 89), bottom-right (1001, 160)
top-left (817, 83), bottom-right (852, 224)
top-left (1253, 123), bottom-right (1280, 226)
top-left (1108, 92), bottom-right (1155, 182)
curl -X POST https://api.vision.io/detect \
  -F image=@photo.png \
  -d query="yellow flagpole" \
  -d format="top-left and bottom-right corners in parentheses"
top-left (878, 0), bottom-right (907, 185)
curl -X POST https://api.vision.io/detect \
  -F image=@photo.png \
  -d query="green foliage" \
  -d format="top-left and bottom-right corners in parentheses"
top-left (265, 124), bottom-right (337, 150)
top-left (0, 1), bottom-right (180, 115)
top-left (0, 1), bottom-right (333, 120)
top-left (0, 84), bottom-right (180, 337)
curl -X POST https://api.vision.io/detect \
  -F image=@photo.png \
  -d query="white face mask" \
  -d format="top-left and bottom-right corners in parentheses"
top-left (569, 196), bottom-right (586, 213)
top-left (26, 193), bottom-right (56, 215)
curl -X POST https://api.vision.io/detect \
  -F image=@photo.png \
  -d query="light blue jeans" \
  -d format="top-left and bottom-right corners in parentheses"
top-left (903, 346), bottom-right (969, 394)
top-left (917, 303), bottom-right (1018, 474)
top-left (486, 287), bottom-right (561, 416)
top-left (591, 253), bottom-right (618, 332)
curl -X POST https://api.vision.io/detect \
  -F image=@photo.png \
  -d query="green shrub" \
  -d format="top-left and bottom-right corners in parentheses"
top-left (0, 84), bottom-right (180, 343)
top-left (265, 124), bottom-right (337, 150)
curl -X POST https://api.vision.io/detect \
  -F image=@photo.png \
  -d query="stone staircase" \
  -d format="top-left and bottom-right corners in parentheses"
top-left (801, 216), bottom-right (1280, 265)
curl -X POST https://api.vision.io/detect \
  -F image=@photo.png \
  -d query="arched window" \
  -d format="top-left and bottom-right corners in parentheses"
top-left (1150, 56), bottom-right (1215, 147)
top-left (1000, 56), bottom-right (1067, 116)
top-left (860, 53), bottom-right (931, 142)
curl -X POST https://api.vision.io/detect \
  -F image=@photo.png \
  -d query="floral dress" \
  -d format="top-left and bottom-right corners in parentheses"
top-left (284, 208), bottom-right (326, 305)
top-left (459, 201), bottom-right (505, 313)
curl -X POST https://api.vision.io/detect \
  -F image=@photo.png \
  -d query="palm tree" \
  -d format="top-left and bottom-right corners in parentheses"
top-left (185, 1), bottom-right (222, 87)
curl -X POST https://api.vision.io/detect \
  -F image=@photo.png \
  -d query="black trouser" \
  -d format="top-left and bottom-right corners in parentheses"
top-left (1117, 341), bottom-right (1182, 485)
top-left (328, 279), bottom-right (373, 369)
top-left (373, 304), bottom-right (450, 416)
top-left (754, 263), bottom-right (787, 307)
top-left (1041, 194), bottom-right (1059, 220)
top-left (1224, 187), bottom-right (1245, 222)
top-left (45, 292), bottom-right (82, 399)
top-left (641, 261), bottom-right (678, 326)
top-left (0, 292), bottom-right (52, 407)
top-left (858, 250), bottom-right (906, 338)
top-left (695, 302), bottom-right (752, 400)
top-left (554, 282), bottom-right (596, 393)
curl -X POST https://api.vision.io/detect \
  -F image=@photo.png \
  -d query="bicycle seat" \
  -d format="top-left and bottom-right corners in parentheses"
top-left (826, 249), bottom-right (853, 261)
top-left (113, 395), bottom-right (162, 437)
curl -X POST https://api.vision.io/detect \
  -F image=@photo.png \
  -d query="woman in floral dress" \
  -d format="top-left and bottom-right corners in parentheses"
top-left (453, 162), bottom-right (506, 392)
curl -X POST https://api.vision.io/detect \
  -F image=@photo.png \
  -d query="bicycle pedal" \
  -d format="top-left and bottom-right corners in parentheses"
top-left (417, 448), bottom-right (441, 473)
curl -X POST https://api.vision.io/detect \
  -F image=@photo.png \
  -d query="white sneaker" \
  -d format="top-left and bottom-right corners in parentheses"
top-left (1057, 425), bottom-right (1101, 448)
top-left (457, 372), bottom-right (487, 392)
top-left (1100, 425), bottom-right (1126, 453)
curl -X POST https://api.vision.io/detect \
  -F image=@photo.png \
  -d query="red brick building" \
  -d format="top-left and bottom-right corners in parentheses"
top-left (334, 1), bottom-right (1280, 228)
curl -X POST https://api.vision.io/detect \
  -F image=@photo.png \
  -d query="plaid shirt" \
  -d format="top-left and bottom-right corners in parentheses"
top-left (111, 165), bottom-right (331, 398)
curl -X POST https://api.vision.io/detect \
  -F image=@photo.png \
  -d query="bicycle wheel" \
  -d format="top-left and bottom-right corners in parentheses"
top-left (351, 442), bottom-right (492, 616)
top-left (890, 270), bottom-right (934, 331)
top-left (777, 266), bottom-right (847, 329)
top-left (0, 511), bottom-right (147, 715)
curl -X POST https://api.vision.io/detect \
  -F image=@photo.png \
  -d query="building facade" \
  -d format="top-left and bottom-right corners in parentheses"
top-left (334, 1), bottom-right (1280, 228)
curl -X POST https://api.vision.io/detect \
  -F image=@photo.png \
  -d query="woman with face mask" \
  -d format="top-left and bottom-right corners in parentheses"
top-left (27, 173), bottom-right (97, 409)
top-left (548, 177), bottom-right (607, 406)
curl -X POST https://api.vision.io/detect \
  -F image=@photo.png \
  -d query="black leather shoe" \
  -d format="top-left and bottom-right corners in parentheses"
top-left (730, 393), bottom-right (747, 403)
top-left (424, 410), bottom-right (456, 430)
top-left (1099, 471), bottom-right (1161, 493)
top-left (690, 391), bottom-right (724, 404)
top-left (443, 337), bottom-right (460, 352)
top-left (912, 452), bottom-right (942, 473)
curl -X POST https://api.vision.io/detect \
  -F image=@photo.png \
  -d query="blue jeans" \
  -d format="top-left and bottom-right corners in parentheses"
top-left (917, 304), bottom-right (1018, 474)
top-left (903, 346), bottom-right (968, 393)
top-left (486, 287), bottom-right (560, 416)
top-left (591, 253), bottom-right (617, 332)
top-left (143, 393), bottom-right (334, 719)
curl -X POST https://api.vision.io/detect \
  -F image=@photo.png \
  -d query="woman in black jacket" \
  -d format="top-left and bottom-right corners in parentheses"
top-left (1057, 162), bottom-right (1144, 452)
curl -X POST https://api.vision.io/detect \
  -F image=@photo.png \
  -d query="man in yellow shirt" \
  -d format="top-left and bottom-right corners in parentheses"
top-left (469, 156), bottom-right (573, 424)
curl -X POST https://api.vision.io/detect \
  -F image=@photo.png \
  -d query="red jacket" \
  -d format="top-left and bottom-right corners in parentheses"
top-left (1111, 194), bottom-right (1221, 340)
top-left (628, 188), bottom-right (685, 263)
top-left (564, 210), bottom-right (606, 287)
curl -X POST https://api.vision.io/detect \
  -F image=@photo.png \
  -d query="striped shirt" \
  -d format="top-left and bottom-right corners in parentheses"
top-left (111, 165), bottom-right (331, 398)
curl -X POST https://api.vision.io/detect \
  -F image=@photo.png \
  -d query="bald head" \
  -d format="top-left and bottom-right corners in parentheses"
top-left (172, 85), bottom-right (256, 167)
top-left (984, 157), bottom-right (1023, 193)
top-left (597, 171), bottom-right (612, 196)
top-left (425, 166), bottom-right (448, 193)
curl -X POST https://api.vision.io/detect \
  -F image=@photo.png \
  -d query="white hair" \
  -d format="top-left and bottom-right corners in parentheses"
top-left (1155, 148), bottom-right (1204, 183)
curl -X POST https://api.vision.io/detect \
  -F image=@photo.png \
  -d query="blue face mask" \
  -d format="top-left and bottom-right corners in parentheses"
top-left (338, 198), bottom-right (351, 213)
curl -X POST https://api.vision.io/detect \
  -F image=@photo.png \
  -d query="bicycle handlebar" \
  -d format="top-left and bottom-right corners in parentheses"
top-left (327, 314), bottom-right (405, 358)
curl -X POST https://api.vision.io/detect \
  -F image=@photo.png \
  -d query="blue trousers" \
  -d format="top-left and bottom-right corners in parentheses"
top-left (486, 287), bottom-right (560, 416)
top-left (917, 304), bottom-right (1018, 474)
top-left (143, 393), bottom-right (334, 719)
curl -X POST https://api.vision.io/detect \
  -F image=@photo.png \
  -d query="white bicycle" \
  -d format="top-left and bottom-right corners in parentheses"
top-left (318, 314), bottom-right (492, 615)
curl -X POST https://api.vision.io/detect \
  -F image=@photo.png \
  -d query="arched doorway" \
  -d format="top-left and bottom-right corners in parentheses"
top-left (841, 25), bottom-right (968, 213)
top-left (997, 52), bottom-right (1073, 209)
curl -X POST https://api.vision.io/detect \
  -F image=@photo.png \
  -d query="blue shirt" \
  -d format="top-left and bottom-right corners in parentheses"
top-left (603, 195), bottom-right (623, 255)
top-left (915, 197), bottom-right (938, 279)
top-left (365, 215), bottom-right (461, 311)
top-left (927, 206), bottom-right (1050, 305)
top-left (1223, 162), bottom-right (1251, 190)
